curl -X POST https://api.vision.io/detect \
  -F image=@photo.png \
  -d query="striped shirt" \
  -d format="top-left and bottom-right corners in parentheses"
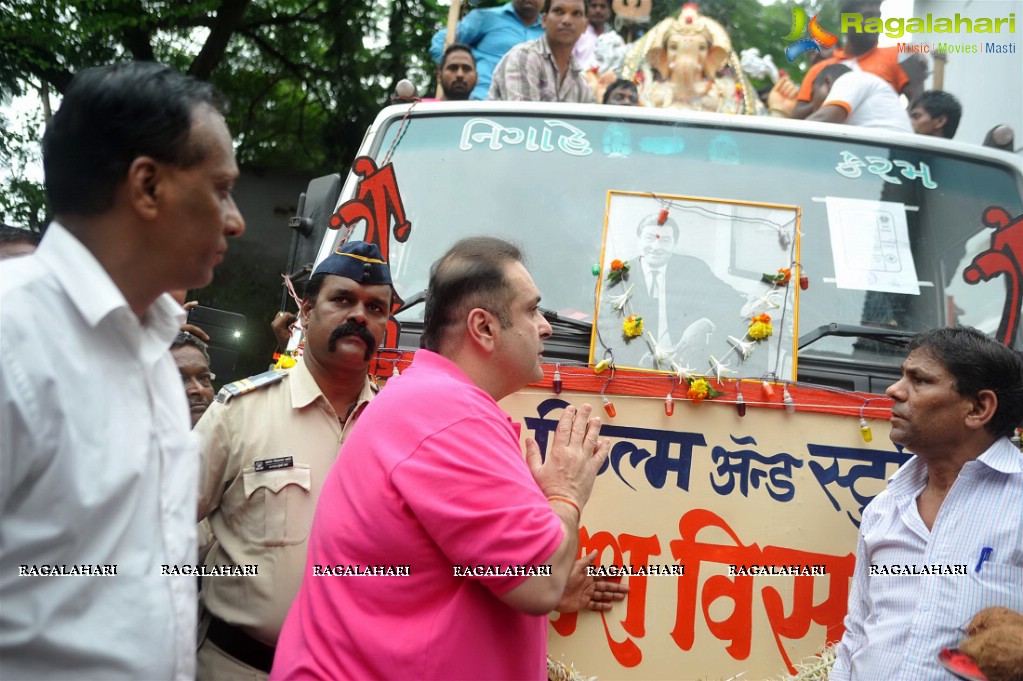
top-left (830, 437), bottom-right (1023, 680)
top-left (488, 35), bottom-right (595, 103)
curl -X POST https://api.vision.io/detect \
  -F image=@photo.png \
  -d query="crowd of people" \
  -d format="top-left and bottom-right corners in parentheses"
top-left (0, 1), bottom-right (1020, 680)
top-left (428, 0), bottom-right (975, 144)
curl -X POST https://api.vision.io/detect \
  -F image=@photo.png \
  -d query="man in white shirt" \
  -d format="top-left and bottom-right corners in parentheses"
top-left (571, 0), bottom-right (614, 70)
top-left (807, 63), bottom-right (912, 133)
top-left (831, 326), bottom-right (1023, 680)
top-left (0, 62), bottom-right (245, 680)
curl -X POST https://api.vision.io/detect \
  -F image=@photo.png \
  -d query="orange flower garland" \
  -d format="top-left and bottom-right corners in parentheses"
top-left (748, 313), bottom-right (774, 341)
top-left (606, 259), bottom-right (630, 286)
top-left (622, 314), bottom-right (644, 342)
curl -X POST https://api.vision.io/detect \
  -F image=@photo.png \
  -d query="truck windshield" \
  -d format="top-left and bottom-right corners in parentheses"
top-left (354, 109), bottom-right (1022, 389)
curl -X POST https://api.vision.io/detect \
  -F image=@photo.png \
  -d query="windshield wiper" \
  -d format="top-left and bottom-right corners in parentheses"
top-left (798, 323), bottom-right (916, 350)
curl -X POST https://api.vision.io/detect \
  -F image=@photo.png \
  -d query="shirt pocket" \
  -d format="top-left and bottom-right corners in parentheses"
top-left (240, 464), bottom-right (313, 547)
top-left (955, 562), bottom-right (1023, 628)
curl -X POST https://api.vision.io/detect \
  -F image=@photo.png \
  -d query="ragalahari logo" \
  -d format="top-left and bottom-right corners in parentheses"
top-left (783, 7), bottom-right (839, 62)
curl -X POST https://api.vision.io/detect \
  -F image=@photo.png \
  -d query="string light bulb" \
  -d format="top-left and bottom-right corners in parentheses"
top-left (783, 386), bottom-right (795, 414)
top-left (594, 359), bottom-right (611, 374)
top-left (736, 390), bottom-right (747, 417)
top-left (657, 208), bottom-right (669, 225)
top-left (762, 380), bottom-right (775, 400)
top-left (602, 396), bottom-right (616, 418)
top-left (859, 417), bottom-right (873, 443)
top-left (552, 365), bottom-right (563, 394)
top-left (664, 392), bottom-right (674, 416)
top-left (799, 273), bottom-right (809, 290)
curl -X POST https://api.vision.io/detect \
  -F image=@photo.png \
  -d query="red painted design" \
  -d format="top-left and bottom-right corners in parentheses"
top-left (550, 512), bottom-right (854, 674)
top-left (964, 207), bottom-right (1023, 346)
top-left (329, 156), bottom-right (411, 264)
top-left (329, 156), bottom-right (412, 349)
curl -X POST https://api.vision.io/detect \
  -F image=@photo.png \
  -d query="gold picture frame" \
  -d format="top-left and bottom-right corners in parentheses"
top-left (591, 191), bottom-right (802, 381)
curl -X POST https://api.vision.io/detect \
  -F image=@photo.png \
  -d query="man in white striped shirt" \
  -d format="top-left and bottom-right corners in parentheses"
top-left (831, 326), bottom-right (1023, 680)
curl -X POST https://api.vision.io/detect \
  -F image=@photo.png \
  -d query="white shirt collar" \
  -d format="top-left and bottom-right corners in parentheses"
top-left (38, 221), bottom-right (185, 362)
top-left (888, 436), bottom-right (1023, 496)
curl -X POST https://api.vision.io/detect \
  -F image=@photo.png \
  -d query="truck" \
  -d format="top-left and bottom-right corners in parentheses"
top-left (284, 100), bottom-right (1023, 679)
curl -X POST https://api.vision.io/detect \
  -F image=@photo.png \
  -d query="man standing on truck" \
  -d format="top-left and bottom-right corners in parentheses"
top-left (489, 0), bottom-right (595, 103)
top-left (806, 64), bottom-right (912, 133)
top-left (0, 61), bottom-right (245, 680)
top-left (909, 90), bottom-right (962, 139)
top-left (195, 241), bottom-right (392, 680)
top-left (438, 43), bottom-right (479, 101)
top-left (790, 0), bottom-right (925, 120)
top-left (572, 0), bottom-right (614, 70)
top-left (430, 0), bottom-right (544, 100)
top-left (831, 326), bottom-right (1023, 680)
top-left (271, 237), bottom-right (611, 680)
top-left (602, 78), bottom-right (640, 106)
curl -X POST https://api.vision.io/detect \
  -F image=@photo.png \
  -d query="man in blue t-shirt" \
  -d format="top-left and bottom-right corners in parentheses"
top-left (430, 0), bottom-right (543, 100)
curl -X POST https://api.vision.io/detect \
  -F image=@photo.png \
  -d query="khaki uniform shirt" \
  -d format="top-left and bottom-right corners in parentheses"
top-left (196, 359), bottom-right (376, 645)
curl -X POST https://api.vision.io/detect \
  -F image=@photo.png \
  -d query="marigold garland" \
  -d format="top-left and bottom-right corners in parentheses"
top-left (274, 354), bottom-right (297, 370)
top-left (622, 314), bottom-right (644, 342)
top-left (606, 259), bottom-right (630, 286)
top-left (686, 377), bottom-right (724, 402)
top-left (761, 267), bottom-right (792, 286)
top-left (748, 313), bottom-right (774, 341)
top-left (597, 248), bottom-right (793, 370)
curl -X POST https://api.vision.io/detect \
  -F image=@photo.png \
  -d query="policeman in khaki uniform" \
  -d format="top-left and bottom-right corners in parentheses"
top-left (195, 241), bottom-right (393, 679)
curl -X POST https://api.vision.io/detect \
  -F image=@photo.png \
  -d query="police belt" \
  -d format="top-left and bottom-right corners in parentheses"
top-left (207, 616), bottom-right (276, 673)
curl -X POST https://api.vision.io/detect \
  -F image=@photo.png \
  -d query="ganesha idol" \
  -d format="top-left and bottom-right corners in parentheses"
top-left (621, 2), bottom-right (761, 114)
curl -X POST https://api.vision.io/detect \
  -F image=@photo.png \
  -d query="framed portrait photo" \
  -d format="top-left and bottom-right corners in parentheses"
top-left (591, 191), bottom-right (802, 381)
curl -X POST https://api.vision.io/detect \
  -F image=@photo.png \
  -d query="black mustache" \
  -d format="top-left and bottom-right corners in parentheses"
top-left (327, 322), bottom-right (377, 359)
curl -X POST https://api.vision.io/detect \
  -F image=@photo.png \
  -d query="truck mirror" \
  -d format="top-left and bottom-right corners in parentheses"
top-left (283, 173), bottom-right (342, 287)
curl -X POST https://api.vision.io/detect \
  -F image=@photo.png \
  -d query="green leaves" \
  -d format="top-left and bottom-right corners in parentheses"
top-left (1, 0), bottom-right (443, 226)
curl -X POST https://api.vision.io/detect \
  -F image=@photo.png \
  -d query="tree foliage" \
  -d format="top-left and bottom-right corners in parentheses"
top-left (0, 0), bottom-right (444, 230)
top-left (0, 106), bottom-right (48, 232)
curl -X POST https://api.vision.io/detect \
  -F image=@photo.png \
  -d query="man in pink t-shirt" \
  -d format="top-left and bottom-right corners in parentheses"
top-left (271, 237), bottom-right (611, 680)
